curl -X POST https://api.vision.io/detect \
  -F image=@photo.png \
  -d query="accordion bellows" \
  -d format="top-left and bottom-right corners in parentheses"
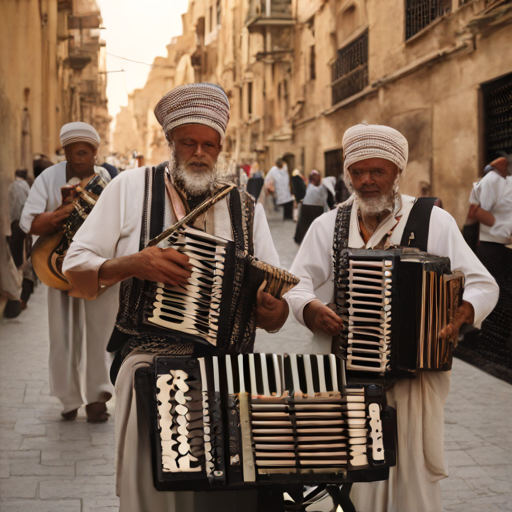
top-left (135, 354), bottom-right (396, 492)
top-left (143, 225), bottom-right (299, 349)
top-left (335, 248), bottom-right (465, 377)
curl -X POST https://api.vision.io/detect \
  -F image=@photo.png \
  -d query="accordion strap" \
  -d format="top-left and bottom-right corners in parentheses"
top-left (148, 182), bottom-right (236, 247)
top-left (400, 197), bottom-right (438, 252)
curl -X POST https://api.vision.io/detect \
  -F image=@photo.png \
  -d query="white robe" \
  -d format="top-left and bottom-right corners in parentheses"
top-left (285, 195), bottom-right (499, 512)
top-left (63, 166), bottom-right (281, 512)
top-left (20, 162), bottom-right (117, 413)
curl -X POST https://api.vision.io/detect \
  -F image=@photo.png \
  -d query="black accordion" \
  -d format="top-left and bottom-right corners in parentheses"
top-left (334, 248), bottom-right (465, 379)
top-left (141, 224), bottom-right (299, 351)
top-left (135, 353), bottom-right (396, 492)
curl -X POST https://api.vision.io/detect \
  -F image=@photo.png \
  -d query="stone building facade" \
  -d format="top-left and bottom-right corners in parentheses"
top-left (0, 0), bottom-right (110, 234)
top-left (114, 0), bottom-right (512, 224)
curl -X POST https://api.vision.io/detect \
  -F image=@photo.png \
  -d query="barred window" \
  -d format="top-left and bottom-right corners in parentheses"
top-left (405, 0), bottom-right (451, 40)
top-left (483, 73), bottom-right (512, 162)
top-left (331, 30), bottom-right (368, 106)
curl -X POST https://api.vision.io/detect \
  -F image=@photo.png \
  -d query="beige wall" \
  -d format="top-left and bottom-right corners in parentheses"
top-left (0, 0), bottom-right (110, 236)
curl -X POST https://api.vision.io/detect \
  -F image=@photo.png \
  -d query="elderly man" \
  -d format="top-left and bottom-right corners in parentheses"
top-left (286, 124), bottom-right (498, 512)
top-left (20, 122), bottom-right (116, 422)
top-left (63, 83), bottom-right (287, 512)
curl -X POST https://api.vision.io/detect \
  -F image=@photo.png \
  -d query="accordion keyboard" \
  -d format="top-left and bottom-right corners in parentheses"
top-left (341, 258), bottom-right (395, 373)
top-left (154, 354), bottom-right (387, 482)
top-left (147, 226), bottom-right (228, 345)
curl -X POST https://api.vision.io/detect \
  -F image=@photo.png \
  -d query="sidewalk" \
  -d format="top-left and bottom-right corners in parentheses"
top-left (0, 208), bottom-right (510, 511)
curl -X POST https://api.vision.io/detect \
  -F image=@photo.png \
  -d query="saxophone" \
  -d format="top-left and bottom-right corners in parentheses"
top-left (32, 174), bottom-right (109, 291)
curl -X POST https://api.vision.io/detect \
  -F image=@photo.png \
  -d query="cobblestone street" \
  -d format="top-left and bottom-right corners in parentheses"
top-left (0, 208), bottom-right (511, 511)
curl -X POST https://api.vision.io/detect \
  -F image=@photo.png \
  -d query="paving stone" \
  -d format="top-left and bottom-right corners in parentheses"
top-left (0, 476), bottom-right (40, 498)
top-left (0, 499), bottom-right (81, 512)
top-left (39, 476), bottom-right (115, 499)
top-left (82, 497), bottom-right (120, 512)
top-left (9, 461), bottom-right (75, 477)
top-left (76, 459), bottom-right (115, 476)
top-left (0, 458), bottom-right (10, 478)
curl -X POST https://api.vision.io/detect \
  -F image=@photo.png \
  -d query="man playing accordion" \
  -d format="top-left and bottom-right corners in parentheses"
top-left (285, 123), bottom-right (499, 512)
top-left (63, 83), bottom-right (289, 511)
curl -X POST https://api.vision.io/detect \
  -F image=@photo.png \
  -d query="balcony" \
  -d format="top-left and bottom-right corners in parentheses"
top-left (246, 0), bottom-right (294, 30)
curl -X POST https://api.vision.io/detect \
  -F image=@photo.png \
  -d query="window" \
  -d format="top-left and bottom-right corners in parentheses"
top-left (209, 5), bottom-right (213, 32)
top-left (405, 0), bottom-right (451, 40)
top-left (482, 73), bottom-right (512, 163)
top-left (216, 0), bottom-right (221, 25)
top-left (309, 45), bottom-right (316, 80)
top-left (331, 30), bottom-right (368, 106)
top-left (324, 148), bottom-right (344, 178)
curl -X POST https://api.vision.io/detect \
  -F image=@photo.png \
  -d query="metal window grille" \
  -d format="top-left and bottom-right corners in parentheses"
top-left (324, 148), bottom-right (344, 177)
top-left (405, 0), bottom-right (451, 40)
top-left (331, 31), bottom-right (368, 106)
top-left (483, 73), bottom-right (512, 161)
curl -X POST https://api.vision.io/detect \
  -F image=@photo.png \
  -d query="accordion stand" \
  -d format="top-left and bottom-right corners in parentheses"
top-left (135, 353), bottom-right (397, 512)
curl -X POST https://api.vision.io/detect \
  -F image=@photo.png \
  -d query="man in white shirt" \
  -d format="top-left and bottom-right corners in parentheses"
top-left (63, 83), bottom-right (288, 512)
top-left (463, 156), bottom-right (512, 379)
top-left (20, 122), bottom-right (116, 422)
top-left (285, 124), bottom-right (498, 512)
top-left (265, 158), bottom-right (294, 219)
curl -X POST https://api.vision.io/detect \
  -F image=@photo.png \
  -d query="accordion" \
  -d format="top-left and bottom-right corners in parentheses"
top-left (142, 224), bottom-right (299, 350)
top-left (134, 353), bottom-right (397, 492)
top-left (334, 248), bottom-right (465, 378)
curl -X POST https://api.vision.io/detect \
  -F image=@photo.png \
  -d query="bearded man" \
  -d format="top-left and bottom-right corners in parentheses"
top-left (63, 83), bottom-right (288, 512)
top-left (20, 122), bottom-right (116, 422)
top-left (285, 124), bottom-right (498, 512)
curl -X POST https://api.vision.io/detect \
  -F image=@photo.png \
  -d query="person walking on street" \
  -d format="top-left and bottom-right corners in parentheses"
top-left (20, 122), bottom-right (118, 422)
top-left (265, 158), bottom-right (294, 219)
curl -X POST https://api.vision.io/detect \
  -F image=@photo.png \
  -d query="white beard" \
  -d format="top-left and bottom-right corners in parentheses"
top-left (168, 144), bottom-right (218, 196)
top-left (352, 175), bottom-right (400, 217)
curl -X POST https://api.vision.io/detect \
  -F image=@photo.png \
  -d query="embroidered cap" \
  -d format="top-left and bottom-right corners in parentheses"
top-left (342, 124), bottom-right (409, 172)
top-left (154, 83), bottom-right (230, 143)
top-left (60, 122), bottom-right (100, 149)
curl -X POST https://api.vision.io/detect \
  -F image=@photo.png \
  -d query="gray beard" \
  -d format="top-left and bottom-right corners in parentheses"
top-left (353, 176), bottom-right (400, 217)
top-left (168, 146), bottom-right (218, 197)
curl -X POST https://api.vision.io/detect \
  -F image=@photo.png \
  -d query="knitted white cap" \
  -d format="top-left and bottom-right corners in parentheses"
top-left (342, 124), bottom-right (409, 172)
top-left (154, 83), bottom-right (230, 143)
top-left (60, 122), bottom-right (100, 149)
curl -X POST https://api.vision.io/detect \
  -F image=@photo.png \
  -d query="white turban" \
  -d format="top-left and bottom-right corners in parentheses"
top-left (342, 124), bottom-right (409, 172)
top-left (60, 122), bottom-right (100, 149)
top-left (154, 83), bottom-right (230, 143)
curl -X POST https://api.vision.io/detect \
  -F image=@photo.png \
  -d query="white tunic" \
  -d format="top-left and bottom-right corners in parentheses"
top-left (285, 194), bottom-right (498, 512)
top-left (63, 166), bottom-right (281, 512)
top-left (265, 165), bottom-right (294, 206)
top-left (469, 171), bottom-right (512, 244)
top-left (19, 162), bottom-right (117, 413)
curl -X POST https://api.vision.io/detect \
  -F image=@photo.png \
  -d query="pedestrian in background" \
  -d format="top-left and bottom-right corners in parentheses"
top-left (459, 156), bottom-right (512, 376)
top-left (294, 170), bottom-right (329, 244)
top-left (20, 122), bottom-right (117, 423)
top-left (7, 168), bottom-right (35, 310)
top-left (265, 157), bottom-right (294, 219)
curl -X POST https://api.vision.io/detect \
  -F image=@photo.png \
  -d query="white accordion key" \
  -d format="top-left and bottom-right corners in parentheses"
top-left (272, 354), bottom-right (282, 397)
top-left (303, 355), bottom-right (315, 397)
top-left (369, 403), bottom-right (385, 462)
top-left (260, 353), bottom-right (271, 397)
